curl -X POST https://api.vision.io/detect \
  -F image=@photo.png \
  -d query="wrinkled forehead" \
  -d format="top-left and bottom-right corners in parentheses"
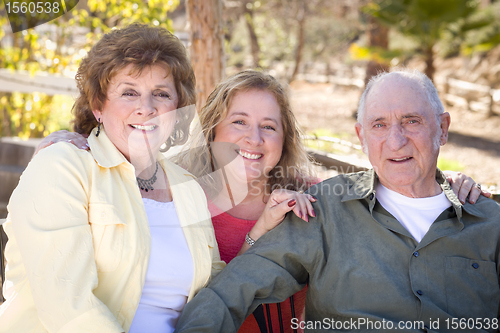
top-left (364, 75), bottom-right (432, 120)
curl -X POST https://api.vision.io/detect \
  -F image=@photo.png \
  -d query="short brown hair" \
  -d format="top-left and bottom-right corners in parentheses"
top-left (72, 24), bottom-right (196, 149)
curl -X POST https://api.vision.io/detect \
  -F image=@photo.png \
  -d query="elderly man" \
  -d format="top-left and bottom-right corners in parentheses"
top-left (175, 69), bottom-right (500, 332)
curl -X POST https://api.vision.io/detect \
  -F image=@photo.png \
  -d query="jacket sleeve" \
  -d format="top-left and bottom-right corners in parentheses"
top-left (7, 143), bottom-right (123, 333)
top-left (175, 210), bottom-right (319, 332)
top-left (207, 225), bottom-right (226, 278)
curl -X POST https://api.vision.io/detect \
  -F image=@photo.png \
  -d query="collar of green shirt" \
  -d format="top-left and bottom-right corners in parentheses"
top-left (340, 168), bottom-right (487, 221)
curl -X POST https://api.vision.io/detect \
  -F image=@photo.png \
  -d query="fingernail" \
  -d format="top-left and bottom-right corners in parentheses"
top-left (298, 211), bottom-right (302, 219)
top-left (81, 145), bottom-right (87, 149)
top-left (304, 215), bottom-right (309, 222)
top-left (86, 143), bottom-right (90, 147)
top-left (311, 209), bottom-right (316, 217)
top-left (288, 199), bottom-right (296, 207)
top-left (311, 196), bottom-right (317, 201)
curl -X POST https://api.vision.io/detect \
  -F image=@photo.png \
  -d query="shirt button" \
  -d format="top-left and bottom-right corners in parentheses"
top-left (416, 290), bottom-right (423, 296)
top-left (369, 193), bottom-right (374, 200)
top-left (413, 251), bottom-right (419, 257)
top-left (100, 212), bottom-right (106, 218)
top-left (472, 263), bottom-right (479, 269)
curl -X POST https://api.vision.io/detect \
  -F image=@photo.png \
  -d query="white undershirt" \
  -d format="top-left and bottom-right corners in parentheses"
top-left (129, 198), bottom-right (194, 333)
top-left (375, 183), bottom-right (452, 243)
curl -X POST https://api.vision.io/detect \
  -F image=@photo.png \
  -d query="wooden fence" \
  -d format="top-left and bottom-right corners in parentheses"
top-left (438, 77), bottom-right (500, 117)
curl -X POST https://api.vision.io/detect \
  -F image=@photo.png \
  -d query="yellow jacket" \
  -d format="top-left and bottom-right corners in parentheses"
top-left (0, 128), bottom-right (224, 333)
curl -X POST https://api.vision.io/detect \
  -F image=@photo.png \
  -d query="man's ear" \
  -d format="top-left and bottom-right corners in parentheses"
top-left (355, 123), bottom-right (365, 151)
top-left (439, 112), bottom-right (451, 146)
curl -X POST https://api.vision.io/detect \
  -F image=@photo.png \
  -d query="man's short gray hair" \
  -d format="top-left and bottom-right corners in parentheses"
top-left (356, 68), bottom-right (445, 126)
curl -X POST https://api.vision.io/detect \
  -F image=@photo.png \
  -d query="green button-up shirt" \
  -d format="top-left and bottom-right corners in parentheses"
top-left (176, 169), bottom-right (500, 333)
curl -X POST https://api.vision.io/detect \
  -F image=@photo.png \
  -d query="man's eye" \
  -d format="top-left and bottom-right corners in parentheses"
top-left (408, 119), bottom-right (418, 124)
top-left (374, 123), bottom-right (384, 128)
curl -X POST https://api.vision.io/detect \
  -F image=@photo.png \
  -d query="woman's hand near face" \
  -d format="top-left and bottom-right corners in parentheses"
top-left (34, 130), bottom-right (89, 155)
top-left (237, 189), bottom-right (316, 255)
top-left (443, 170), bottom-right (491, 204)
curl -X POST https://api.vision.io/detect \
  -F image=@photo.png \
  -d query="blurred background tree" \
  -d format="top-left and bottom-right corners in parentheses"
top-left (364, 0), bottom-right (494, 81)
top-left (224, 0), bottom-right (361, 81)
top-left (187, 0), bottom-right (225, 111)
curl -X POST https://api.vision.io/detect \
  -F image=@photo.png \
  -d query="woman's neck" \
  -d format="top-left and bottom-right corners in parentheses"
top-left (211, 179), bottom-right (268, 220)
top-left (130, 150), bottom-right (173, 203)
top-left (129, 150), bottom-right (158, 177)
top-left (224, 196), bottom-right (267, 220)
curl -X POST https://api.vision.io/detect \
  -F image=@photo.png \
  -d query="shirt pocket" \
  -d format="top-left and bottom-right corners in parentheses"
top-left (445, 256), bottom-right (500, 320)
top-left (88, 203), bottom-right (126, 272)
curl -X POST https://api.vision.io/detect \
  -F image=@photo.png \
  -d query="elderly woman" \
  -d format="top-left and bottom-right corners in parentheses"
top-left (0, 24), bottom-right (224, 333)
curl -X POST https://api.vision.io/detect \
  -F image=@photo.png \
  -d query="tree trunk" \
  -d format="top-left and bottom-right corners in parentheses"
top-left (424, 44), bottom-right (435, 82)
top-left (365, 15), bottom-right (389, 87)
top-left (290, 4), bottom-right (306, 83)
top-left (244, 4), bottom-right (260, 68)
top-left (187, 0), bottom-right (225, 112)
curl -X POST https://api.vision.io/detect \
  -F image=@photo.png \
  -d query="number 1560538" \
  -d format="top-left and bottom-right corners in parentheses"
top-left (5, 2), bottom-right (60, 14)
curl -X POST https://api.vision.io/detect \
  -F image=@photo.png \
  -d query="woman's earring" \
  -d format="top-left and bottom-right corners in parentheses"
top-left (96, 118), bottom-right (101, 137)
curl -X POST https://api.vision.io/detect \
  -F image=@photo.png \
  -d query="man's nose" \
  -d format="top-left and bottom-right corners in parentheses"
top-left (386, 125), bottom-right (408, 151)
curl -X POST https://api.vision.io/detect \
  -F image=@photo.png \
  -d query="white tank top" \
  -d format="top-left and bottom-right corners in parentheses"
top-left (129, 198), bottom-right (194, 333)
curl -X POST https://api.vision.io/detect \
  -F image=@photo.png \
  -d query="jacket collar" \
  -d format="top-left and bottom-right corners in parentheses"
top-left (87, 127), bottom-right (129, 168)
top-left (88, 126), bottom-right (209, 227)
top-left (340, 169), bottom-right (377, 202)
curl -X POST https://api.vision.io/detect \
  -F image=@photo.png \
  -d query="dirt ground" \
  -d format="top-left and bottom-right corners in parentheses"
top-left (289, 81), bottom-right (500, 191)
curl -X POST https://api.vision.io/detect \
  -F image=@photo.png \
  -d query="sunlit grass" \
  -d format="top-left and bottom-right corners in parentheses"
top-left (437, 157), bottom-right (464, 172)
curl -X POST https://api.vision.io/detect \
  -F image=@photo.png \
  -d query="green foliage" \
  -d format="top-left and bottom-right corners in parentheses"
top-left (0, 92), bottom-right (73, 139)
top-left (349, 43), bottom-right (404, 63)
top-left (0, 0), bottom-right (179, 138)
top-left (361, 0), bottom-right (499, 79)
top-left (437, 157), bottom-right (464, 172)
top-left (366, 0), bottom-right (479, 48)
top-left (462, 2), bottom-right (500, 54)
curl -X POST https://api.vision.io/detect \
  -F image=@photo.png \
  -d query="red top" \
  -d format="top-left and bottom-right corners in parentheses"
top-left (209, 201), bottom-right (306, 333)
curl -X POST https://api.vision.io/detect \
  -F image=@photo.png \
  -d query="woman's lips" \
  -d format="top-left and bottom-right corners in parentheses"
top-left (129, 124), bottom-right (158, 131)
top-left (236, 149), bottom-right (263, 160)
